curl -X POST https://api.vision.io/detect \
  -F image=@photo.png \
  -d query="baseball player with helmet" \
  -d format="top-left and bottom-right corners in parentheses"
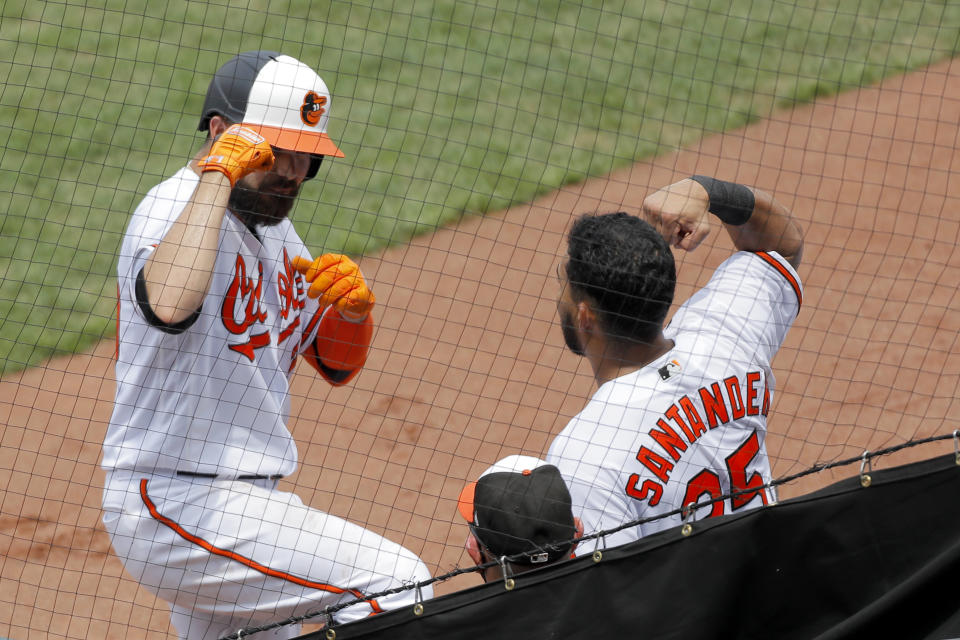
top-left (102, 51), bottom-right (431, 639)
top-left (547, 176), bottom-right (803, 552)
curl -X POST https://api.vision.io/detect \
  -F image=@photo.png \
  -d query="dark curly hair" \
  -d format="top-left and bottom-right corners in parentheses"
top-left (565, 212), bottom-right (676, 345)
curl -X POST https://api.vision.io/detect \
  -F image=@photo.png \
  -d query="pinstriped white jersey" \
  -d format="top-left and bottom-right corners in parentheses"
top-left (105, 167), bottom-right (326, 477)
top-left (547, 250), bottom-right (802, 552)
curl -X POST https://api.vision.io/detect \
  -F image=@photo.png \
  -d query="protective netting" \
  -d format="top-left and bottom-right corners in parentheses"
top-left (1, 1), bottom-right (959, 638)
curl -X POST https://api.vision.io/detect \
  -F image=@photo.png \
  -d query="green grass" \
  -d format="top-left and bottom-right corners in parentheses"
top-left (1, 0), bottom-right (959, 374)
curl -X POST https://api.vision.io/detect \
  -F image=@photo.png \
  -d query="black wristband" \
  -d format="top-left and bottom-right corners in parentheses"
top-left (690, 175), bottom-right (754, 225)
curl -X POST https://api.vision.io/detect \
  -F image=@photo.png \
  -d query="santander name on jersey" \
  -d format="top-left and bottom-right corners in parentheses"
top-left (548, 250), bottom-right (803, 550)
top-left (105, 167), bottom-right (325, 478)
top-left (626, 361), bottom-right (773, 511)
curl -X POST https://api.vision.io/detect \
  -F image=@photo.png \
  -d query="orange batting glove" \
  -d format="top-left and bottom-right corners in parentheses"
top-left (197, 124), bottom-right (274, 186)
top-left (292, 254), bottom-right (376, 321)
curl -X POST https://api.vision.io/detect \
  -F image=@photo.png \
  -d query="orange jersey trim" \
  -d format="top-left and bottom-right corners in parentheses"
top-left (139, 478), bottom-right (383, 613)
top-left (754, 251), bottom-right (802, 312)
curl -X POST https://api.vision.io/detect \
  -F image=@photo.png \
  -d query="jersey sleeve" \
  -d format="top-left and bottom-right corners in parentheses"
top-left (665, 251), bottom-right (802, 366)
top-left (117, 168), bottom-right (200, 321)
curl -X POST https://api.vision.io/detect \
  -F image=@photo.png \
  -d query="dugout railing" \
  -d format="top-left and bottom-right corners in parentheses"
top-left (288, 451), bottom-right (960, 640)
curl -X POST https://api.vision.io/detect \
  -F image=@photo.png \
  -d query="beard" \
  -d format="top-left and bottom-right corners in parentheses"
top-left (228, 173), bottom-right (301, 228)
top-left (559, 306), bottom-right (585, 356)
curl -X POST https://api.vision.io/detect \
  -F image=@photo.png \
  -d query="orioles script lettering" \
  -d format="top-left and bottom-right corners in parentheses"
top-left (222, 254), bottom-right (270, 361)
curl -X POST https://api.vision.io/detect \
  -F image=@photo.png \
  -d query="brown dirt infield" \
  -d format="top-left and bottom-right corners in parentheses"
top-left (2, 57), bottom-right (959, 639)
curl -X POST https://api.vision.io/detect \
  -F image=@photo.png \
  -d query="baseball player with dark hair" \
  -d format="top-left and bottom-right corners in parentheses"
top-left (102, 51), bottom-right (431, 639)
top-left (457, 456), bottom-right (582, 583)
top-left (548, 176), bottom-right (803, 552)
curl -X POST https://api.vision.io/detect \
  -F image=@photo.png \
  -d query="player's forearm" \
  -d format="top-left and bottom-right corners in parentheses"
top-left (724, 187), bottom-right (804, 269)
top-left (689, 176), bottom-right (803, 269)
top-left (142, 173), bottom-right (232, 324)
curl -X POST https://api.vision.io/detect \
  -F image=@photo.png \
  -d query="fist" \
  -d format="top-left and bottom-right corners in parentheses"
top-left (197, 124), bottom-right (274, 186)
top-left (642, 178), bottom-right (713, 251)
top-left (293, 254), bottom-right (375, 321)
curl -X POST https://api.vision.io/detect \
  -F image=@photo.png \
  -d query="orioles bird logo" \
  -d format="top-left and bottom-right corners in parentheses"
top-left (300, 91), bottom-right (326, 126)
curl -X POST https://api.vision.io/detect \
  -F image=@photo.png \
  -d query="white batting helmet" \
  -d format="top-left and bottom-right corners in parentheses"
top-left (198, 50), bottom-right (345, 160)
